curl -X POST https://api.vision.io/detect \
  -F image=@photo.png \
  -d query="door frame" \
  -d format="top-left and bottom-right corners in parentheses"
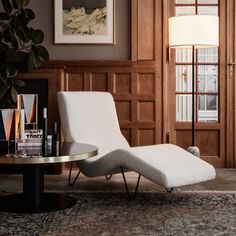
top-left (163, 0), bottom-right (233, 167)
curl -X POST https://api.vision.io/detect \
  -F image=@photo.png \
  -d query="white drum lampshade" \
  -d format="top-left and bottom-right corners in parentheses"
top-left (169, 15), bottom-right (219, 48)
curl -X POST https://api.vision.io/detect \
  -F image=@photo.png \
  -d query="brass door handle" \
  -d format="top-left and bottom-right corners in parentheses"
top-left (228, 56), bottom-right (236, 66)
top-left (228, 56), bottom-right (236, 75)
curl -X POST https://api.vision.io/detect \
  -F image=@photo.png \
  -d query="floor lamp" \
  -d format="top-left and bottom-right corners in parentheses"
top-left (168, 15), bottom-right (219, 157)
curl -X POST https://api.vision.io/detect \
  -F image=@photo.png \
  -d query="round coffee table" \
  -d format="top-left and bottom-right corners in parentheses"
top-left (0, 142), bottom-right (98, 213)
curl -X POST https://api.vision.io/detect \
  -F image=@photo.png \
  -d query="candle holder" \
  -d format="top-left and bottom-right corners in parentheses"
top-left (17, 94), bottom-right (38, 130)
top-left (0, 109), bottom-right (24, 146)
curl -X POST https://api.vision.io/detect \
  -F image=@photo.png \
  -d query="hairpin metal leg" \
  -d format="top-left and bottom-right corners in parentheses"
top-left (120, 167), bottom-right (141, 200)
top-left (68, 162), bottom-right (81, 186)
top-left (105, 175), bottom-right (112, 180)
top-left (165, 187), bottom-right (173, 193)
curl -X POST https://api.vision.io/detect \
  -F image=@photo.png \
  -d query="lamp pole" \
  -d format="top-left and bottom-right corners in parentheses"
top-left (192, 45), bottom-right (195, 147)
top-left (187, 44), bottom-right (200, 156)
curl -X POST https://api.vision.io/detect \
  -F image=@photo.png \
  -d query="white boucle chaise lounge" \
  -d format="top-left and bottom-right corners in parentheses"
top-left (57, 92), bottom-right (215, 197)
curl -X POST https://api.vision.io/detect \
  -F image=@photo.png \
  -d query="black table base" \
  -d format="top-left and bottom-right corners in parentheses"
top-left (0, 164), bottom-right (76, 213)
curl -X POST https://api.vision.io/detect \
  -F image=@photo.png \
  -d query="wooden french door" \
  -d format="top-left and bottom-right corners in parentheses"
top-left (164, 0), bottom-right (235, 167)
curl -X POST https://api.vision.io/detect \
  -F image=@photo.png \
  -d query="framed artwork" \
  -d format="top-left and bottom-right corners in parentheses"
top-left (54, 0), bottom-right (115, 44)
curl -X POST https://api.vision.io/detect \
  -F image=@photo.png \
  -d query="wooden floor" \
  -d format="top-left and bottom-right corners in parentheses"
top-left (0, 169), bottom-right (236, 193)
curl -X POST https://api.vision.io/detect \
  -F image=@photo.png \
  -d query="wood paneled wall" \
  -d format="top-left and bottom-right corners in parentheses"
top-left (39, 61), bottom-right (162, 147)
top-left (132, 0), bottom-right (162, 62)
top-left (14, 0), bottom-right (236, 170)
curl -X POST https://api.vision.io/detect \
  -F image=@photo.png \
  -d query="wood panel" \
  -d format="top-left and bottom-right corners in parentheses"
top-left (113, 73), bottom-right (131, 94)
top-left (176, 129), bottom-right (223, 167)
top-left (137, 0), bottom-right (154, 60)
top-left (59, 61), bottom-right (162, 147)
top-left (66, 73), bottom-right (84, 91)
top-left (137, 129), bottom-right (155, 146)
top-left (132, 0), bottom-right (160, 61)
top-left (91, 73), bottom-right (108, 91)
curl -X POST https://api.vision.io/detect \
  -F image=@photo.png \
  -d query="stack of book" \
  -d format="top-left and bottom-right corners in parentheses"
top-left (17, 129), bottom-right (43, 147)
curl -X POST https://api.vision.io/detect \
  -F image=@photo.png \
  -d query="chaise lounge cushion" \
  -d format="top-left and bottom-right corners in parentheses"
top-left (77, 144), bottom-right (215, 188)
top-left (57, 91), bottom-right (216, 189)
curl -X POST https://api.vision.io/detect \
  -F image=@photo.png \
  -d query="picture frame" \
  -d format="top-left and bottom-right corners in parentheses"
top-left (54, 0), bottom-right (115, 44)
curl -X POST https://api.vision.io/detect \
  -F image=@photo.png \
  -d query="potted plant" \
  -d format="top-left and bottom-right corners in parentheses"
top-left (0, 0), bottom-right (49, 108)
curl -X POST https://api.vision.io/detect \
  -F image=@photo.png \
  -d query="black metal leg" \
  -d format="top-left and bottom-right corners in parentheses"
top-left (105, 175), bottom-right (112, 180)
top-left (23, 164), bottom-right (44, 210)
top-left (120, 167), bottom-right (141, 200)
top-left (68, 162), bottom-right (81, 186)
top-left (165, 187), bottom-right (174, 193)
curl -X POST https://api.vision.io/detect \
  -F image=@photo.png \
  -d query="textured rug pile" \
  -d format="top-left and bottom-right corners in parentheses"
top-left (0, 191), bottom-right (235, 236)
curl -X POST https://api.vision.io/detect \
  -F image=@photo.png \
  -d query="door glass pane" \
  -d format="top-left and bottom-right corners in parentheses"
top-left (176, 65), bottom-right (192, 92)
top-left (198, 95), bottom-right (205, 110)
top-left (176, 95), bottom-right (193, 121)
top-left (198, 48), bottom-right (218, 63)
top-left (198, 65), bottom-right (218, 92)
top-left (207, 95), bottom-right (217, 110)
top-left (198, 0), bottom-right (218, 3)
top-left (176, 0), bottom-right (195, 3)
top-left (176, 48), bottom-right (192, 63)
top-left (198, 6), bottom-right (218, 15)
top-left (176, 7), bottom-right (196, 16)
top-left (198, 95), bottom-right (218, 122)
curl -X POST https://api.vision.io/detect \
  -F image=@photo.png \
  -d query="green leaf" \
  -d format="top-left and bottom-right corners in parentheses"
top-left (12, 0), bottom-right (29, 9)
top-left (0, 42), bottom-right (8, 56)
top-left (24, 9), bottom-right (35, 20)
top-left (9, 31), bottom-right (18, 48)
top-left (15, 26), bottom-right (29, 42)
top-left (14, 79), bottom-right (25, 87)
top-left (17, 10), bottom-right (29, 25)
top-left (35, 45), bottom-right (49, 60)
top-left (31, 29), bottom-right (44, 44)
top-left (27, 50), bottom-right (41, 71)
top-left (6, 48), bottom-right (17, 62)
top-left (0, 20), bottom-right (7, 27)
top-left (22, 0), bottom-right (30, 7)
top-left (1, 0), bottom-right (12, 15)
top-left (0, 83), bottom-right (8, 101)
top-left (0, 75), bottom-right (7, 86)
top-left (27, 51), bottom-right (35, 70)
top-left (0, 12), bottom-right (9, 20)
top-left (11, 86), bottom-right (17, 103)
top-left (31, 46), bottom-right (42, 66)
top-left (3, 27), bottom-right (11, 42)
top-left (12, 0), bottom-right (18, 9)
top-left (0, 61), bottom-right (5, 74)
top-left (12, 51), bottom-right (25, 63)
top-left (6, 65), bottom-right (17, 78)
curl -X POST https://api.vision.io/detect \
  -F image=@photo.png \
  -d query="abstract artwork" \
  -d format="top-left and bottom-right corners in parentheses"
top-left (54, 0), bottom-right (115, 44)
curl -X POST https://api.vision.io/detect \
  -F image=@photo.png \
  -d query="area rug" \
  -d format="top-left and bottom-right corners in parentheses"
top-left (0, 192), bottom-right (235, 236)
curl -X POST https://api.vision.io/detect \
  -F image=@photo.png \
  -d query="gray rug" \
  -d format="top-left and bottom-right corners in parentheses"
top-left (0, 192), bottom-right (235, 236)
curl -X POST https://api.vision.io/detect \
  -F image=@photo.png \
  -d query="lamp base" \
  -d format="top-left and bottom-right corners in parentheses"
top-left (187, 146), bottom-right (200, 157)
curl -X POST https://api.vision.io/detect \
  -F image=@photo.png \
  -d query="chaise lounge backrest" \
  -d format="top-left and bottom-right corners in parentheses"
top-left (57, 92), bottom-right (130, 155)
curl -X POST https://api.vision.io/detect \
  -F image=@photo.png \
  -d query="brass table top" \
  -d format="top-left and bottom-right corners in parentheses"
top-left (0, 142), bottom-right (98, 164)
